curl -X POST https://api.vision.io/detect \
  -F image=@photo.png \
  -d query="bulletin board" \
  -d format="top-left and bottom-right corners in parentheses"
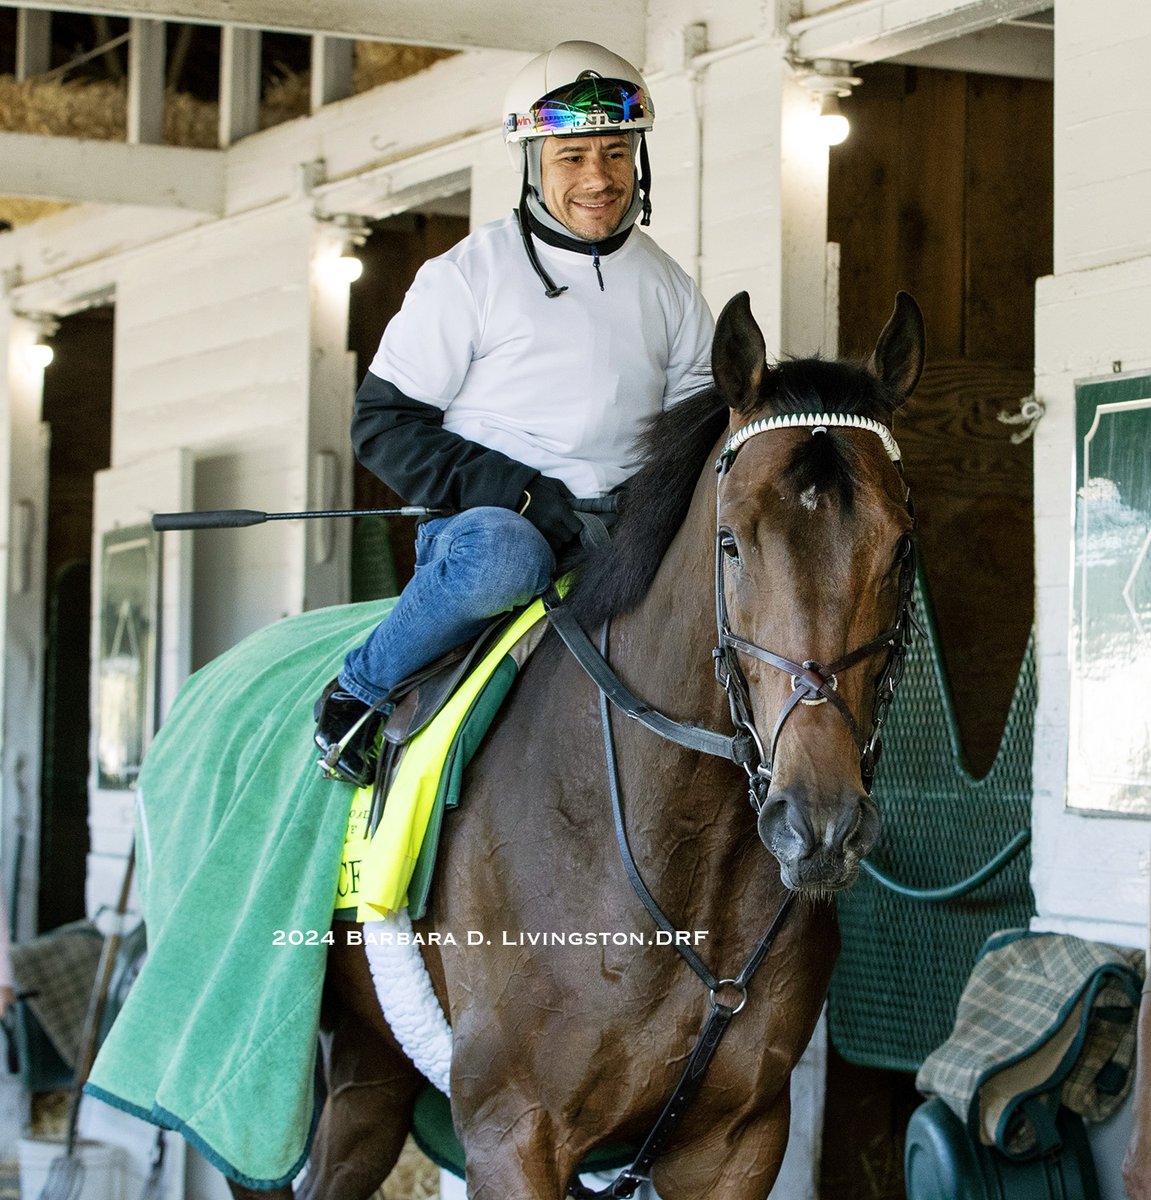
top-left (1068, 372), bottom-right (1151, 816)
top-left (95, 525), bottom-right (160, 790)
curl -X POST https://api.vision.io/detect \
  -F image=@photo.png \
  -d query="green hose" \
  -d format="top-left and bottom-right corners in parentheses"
top-left (860, 829), bottom-right (1031, 902)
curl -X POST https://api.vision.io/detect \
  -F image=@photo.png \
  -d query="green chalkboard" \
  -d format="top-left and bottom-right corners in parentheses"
top-left (1069, 372), bottom-right (1151, 816)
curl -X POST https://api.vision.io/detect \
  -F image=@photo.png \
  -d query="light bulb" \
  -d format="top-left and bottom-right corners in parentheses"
top-left (333, 251), bottom-right (363, 283)
top-left (817, 94), bottom-right (850, 146)
top-left (26, 340), bottom-right (54, 369)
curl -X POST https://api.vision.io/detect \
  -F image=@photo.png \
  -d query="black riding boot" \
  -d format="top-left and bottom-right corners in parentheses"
top-left (313, 679), bottom-right (386, 787)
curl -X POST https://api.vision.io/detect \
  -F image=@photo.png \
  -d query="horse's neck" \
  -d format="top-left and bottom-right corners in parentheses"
top-left (611, 461), bottom-right (724, 726)
top-left (603, 461), bottom-right (774, 937)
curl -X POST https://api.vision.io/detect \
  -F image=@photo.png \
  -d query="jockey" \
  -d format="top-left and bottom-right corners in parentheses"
top-left (314, 40), bottom-right (715, 785)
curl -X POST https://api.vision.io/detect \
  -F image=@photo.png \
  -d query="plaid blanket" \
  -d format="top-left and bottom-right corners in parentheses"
top-left (10, 920), bottom-right (103, 1068)
top-left (916, 929), bottom-right (1144, 1160)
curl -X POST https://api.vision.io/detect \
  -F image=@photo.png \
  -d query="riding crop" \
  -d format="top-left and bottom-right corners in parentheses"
top-left (151, 506), bottom-right (445, 531)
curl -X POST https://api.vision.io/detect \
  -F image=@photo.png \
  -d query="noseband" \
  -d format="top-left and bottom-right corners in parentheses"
top-left (713, 412), bottom-right (918, 813)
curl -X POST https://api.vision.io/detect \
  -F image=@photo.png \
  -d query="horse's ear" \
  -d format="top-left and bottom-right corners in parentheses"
top-left (866, 292), bottom-right (925, 407)
top-left (713, 291), bottom-right (768, 413)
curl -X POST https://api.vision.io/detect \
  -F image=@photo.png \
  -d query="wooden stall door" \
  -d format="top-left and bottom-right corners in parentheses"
top-left (831, 65), bottom-right (1051, 779)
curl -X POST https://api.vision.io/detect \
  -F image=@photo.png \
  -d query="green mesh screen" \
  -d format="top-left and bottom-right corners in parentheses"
top-left (350, 515), bottom-right (400, 602)
top-left (827, 574), bottom-right (1037, 1072)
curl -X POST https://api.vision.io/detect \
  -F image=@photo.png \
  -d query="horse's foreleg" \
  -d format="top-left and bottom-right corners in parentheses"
top-left (459, 1102), bottom-right (584, 1200)
top-left (297, 1010), bottom-right (421, 1200)
top-left (297, 934), bottom-right (423, 1200)
top-left (651, 1095), bottom-right (792, 1200)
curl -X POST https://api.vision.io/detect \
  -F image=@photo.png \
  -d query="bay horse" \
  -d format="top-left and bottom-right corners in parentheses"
top-left (231, 290), bottom-right (925, 1200)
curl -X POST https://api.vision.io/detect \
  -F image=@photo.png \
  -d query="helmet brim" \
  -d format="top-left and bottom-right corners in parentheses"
top-left (505, 76), bottom-right (654, 144)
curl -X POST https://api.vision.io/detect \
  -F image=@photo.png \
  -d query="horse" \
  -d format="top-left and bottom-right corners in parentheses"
top-left (230, 290), bottom-right (926, 1200)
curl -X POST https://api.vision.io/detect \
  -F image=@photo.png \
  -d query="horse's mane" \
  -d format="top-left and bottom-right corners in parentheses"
top-left (564, 356), bottom-right (901, 628)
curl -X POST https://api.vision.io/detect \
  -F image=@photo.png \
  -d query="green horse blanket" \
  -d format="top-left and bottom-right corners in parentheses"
top-left (86, 599), bottom-right (396, 1190)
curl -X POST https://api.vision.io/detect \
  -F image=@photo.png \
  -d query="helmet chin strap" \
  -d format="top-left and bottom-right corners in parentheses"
top-left (638, 135), bottom-right (652, 226)
top-left (516, 170), bottom-right (568, 299)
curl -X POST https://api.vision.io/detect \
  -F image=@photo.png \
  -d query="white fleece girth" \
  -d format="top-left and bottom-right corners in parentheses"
top-left (362, 911), bottom-right (454, 1095)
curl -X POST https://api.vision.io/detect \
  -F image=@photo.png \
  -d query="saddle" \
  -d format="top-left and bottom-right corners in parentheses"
top-left (336, 597), bottom-right (553, 922)
top-left (381, 610), bottom-right (523, 747)
top-left (342, 502), bottom-right (619, 920)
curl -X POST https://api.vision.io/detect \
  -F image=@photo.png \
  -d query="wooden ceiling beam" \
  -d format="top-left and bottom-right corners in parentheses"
top-left (0, 132), bottom-right (225, 212)
top-left (0, 0), bottom-right (646, 59)
top-left (790, 0), bottom-right (1052, 65)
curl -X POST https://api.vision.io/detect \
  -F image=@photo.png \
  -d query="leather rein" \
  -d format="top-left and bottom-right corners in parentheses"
top-left (546, 412), bottom-right (918, 1199)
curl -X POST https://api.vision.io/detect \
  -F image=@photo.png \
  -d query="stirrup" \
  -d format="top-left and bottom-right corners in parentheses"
top-left (316, 704), bottom-right (384, 786)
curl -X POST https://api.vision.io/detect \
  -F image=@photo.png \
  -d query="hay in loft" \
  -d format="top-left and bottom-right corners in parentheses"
top-left (0, 42), bottom-right (456, 228)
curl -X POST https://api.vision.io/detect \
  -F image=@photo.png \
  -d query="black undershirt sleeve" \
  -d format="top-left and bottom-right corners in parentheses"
top-left (351, 371), bottom-right (538, 513)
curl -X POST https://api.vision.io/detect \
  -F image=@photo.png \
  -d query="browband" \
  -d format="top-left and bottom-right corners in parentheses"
top-left (722, 412), bottom-right (902, 464)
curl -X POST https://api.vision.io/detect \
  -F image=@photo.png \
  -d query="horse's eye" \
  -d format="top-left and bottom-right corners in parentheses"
top-left (894, 534), bottom-right (913, 563)
top-left (720, 531), bottom-right (741, 561)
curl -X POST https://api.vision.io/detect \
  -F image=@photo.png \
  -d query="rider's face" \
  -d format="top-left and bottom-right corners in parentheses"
top-left (539, 135), bottom-right (635, 242)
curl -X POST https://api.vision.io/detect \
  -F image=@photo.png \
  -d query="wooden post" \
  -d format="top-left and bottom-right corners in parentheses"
top-left (128, 18), bottom-right (166, 145)
top-left (219, 24), bottom-right (261, 148)
top-left (310, 34), bottom-right (355, 112)
top-left (16, 8), bottom-right (51, 81)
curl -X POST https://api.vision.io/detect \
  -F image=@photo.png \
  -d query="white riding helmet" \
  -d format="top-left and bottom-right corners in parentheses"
top-left (503, 40), bottom-right (654, 162)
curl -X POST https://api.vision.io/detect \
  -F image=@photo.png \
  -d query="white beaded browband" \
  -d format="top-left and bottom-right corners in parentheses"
top-left (722, 412), bottom-right (902, 464)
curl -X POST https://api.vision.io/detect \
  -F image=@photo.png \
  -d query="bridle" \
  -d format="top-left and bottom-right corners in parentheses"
top-left (712, 412), bottom-right (919, 813)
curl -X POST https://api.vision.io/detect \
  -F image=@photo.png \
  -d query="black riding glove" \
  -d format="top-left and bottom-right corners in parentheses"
top-left (520, 474), bottom-right (583, 554)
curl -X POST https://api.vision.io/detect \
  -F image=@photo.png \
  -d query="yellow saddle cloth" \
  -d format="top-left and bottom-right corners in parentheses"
top-left (337, 597), bottom-right (550, 921)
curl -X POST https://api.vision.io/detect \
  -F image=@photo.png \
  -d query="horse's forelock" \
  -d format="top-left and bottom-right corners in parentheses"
top-left (763, 357), bottom-right (899, 420)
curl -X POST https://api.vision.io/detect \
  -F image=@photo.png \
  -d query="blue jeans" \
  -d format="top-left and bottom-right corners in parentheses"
top-left (338, 507), bottom-right (555, 705)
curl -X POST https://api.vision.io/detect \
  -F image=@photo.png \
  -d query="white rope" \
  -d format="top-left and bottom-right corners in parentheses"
top-left (723, 412), bottom-right (902, 463)
top-left (996, 394), bottom-right (1046, 444)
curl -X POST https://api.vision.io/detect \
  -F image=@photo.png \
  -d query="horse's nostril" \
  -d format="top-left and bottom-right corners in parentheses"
top-left (785, 797), bottom-right (817, 856)
top-left (825, 797), bottom-right (867, 853)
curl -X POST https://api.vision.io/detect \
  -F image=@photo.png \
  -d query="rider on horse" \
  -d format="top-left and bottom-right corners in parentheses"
top-left (314, 40), bottom-right (715, 785)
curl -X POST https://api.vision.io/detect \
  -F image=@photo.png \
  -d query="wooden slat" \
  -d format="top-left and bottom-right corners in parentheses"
top-left (0, 0), bottom-right (646, 59)
top-left (0, 130), bottom-right (224, 211)
top-left (310, 34), bottom-right (354, 112)
top-left (16, 7), bottom-right (51, 79)
top-left (219, 24), bottom-right (261, 147)
top-left (828, 65), bottom-right (905, 359)
top-left (128, 17), bottom-right (166, 145)
top-left (791, 0), bottom-right (1052, 64)
top-left (897, 66), bottom-right (967, 358)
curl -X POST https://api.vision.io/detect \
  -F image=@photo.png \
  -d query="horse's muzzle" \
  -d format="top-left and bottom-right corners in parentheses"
top-left (757, 786), bottom-right (880, 894)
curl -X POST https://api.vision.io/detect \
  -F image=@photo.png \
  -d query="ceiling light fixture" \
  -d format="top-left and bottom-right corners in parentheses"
top-left (319, 213), bottom-right (369, 285)
top-left (794, 60), bottom-right (862, 147)
top-left (21, 313), bottom-right (59, 369)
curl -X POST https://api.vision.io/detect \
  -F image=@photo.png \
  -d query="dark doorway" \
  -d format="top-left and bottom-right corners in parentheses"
top-left (345, 209), bottom-right (470, 597)
top-left (830, 62), bottom-right (1051, 775)
top-left (823, 63), bottom-right (1052, 1199)
top-left (38, 306), bottom-right (114, 932)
